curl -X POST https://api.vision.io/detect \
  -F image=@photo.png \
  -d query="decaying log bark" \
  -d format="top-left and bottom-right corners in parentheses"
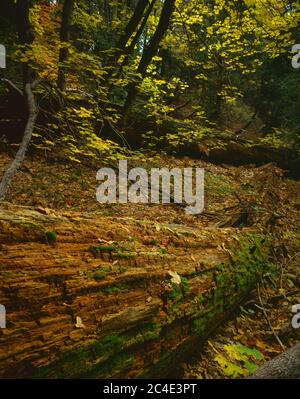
top-left (0, 203), bottom-right (270, 378)
top-left (249, 343), bottom-right (300, 379)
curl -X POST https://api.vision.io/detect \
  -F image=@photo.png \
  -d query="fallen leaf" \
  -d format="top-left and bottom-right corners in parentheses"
top-left (168, 270), bottom-right (181, 285)
top-left (75, 316), bottom-right (85, 329)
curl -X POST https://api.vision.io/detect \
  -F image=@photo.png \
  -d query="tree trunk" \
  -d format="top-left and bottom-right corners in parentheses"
top-left (15, 0), bottom-right (35, 87)
top-left (104, 0), bottom-right (112, 26)
top-left (122, 0), bottom-right (156, 65)
top-left (0, 82), bottom-right (38, 201)
top-left (57, 0), bottom-right (75, 92)
top-left (115, 0), bottom-right (149, 58)
top-left (106, 0), bottom-right (156, 86)
top-left (123, 0), bottom-right (176, 116)
top-left (0, 0), bottom-right (39, 201)
top-left (249, 343), bottom-right (300, 379)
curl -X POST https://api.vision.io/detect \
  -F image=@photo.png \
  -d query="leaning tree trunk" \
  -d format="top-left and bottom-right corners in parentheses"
top-left (123, 0), bottom-right (176, 116)
top-left (0, 81), bottom-right (38, 201)
top-left (57, 0), bottom-right (75, 92)
top-left (115, 0), bottom-right (149, 59)
top-left (106, 0), bottom-right (156, 94)
top-left (119, 0), bottom-right (157, 69)
top-left (0, 0), bottom-right (39, 201)
top-left (249, 343), bottom-right (300, 379)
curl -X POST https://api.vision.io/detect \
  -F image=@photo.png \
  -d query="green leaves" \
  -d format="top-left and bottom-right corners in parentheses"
top-left (211, 342), bottom-right (265, 378)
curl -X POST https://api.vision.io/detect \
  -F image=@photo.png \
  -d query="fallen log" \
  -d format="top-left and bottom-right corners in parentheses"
top-left (0, 203), bottom-right (274, 378)
top-left (188, 132), bottom-right (300, 178)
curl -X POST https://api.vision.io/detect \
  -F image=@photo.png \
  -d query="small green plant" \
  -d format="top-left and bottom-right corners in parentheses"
top-left (44, 231), bottom-right (57, 245)
top-left (181, 277), bottom-right (190, 296)
top-left (90, 245), bottom-right (116, 253)
top-left (113, 252), bottom-right (136, 260)
top-left (89, 245), bottom-right (116, 259)
top-left (92, 267), bottom-right (110, 280)
top-left (165, 277), bottom-right (190, 302)
top-left (159, 247), bottom-right (168, 255)
top-left (101, 284), bottom-right (129, 294)
top-left (87, 267), bottom-right (111, 280)
top-left (90, 245), bottom-right (134, 260)
top-left (93, 271), bottom-right (107, 280)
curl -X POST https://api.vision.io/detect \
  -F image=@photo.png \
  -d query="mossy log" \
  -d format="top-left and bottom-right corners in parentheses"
top-left (190, 134), bottom-right (300, 178)
top-left (0, 203), bottom-right (273, 378)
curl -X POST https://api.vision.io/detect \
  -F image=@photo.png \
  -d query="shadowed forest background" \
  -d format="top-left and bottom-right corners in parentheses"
top-left (0, 0), bottom-right (300, 380)
top-left (1, 0), bottom-right (300, 165)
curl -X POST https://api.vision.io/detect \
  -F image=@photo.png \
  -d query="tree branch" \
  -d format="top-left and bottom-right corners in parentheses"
top-left (1, 78), bottom-right (23, 96)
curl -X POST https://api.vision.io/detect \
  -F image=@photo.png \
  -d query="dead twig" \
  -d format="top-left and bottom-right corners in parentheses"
top-left (1, 78), bottom-right (23, 96)
top-left (256, 283), bottom-right (286, 351)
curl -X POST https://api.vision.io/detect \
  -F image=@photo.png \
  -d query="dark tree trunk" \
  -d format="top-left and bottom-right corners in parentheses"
top-left (123, 0), bottom-right (175, 116)
top-left (115, 0), bottom-right (149, 57)
top-left (135, 0), bottom-right (175, 76)
top-left (122, 0), bottom-right (156, 62)
top-left (15, 0), bottom-right (35, 86)
top-left (109, 0), bottom-right (156, 83)
top-left (57, 0), bottom-right (75, 91)
top-left (104, 0), bottom-right (112, 26)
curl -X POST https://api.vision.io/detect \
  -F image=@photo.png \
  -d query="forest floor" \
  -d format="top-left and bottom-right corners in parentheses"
top-left (0, 150), bottom-right (300, 378)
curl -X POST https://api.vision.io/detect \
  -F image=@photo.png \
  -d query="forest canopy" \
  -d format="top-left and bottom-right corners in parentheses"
top-left (0, 0), bottom-right (300, 163)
